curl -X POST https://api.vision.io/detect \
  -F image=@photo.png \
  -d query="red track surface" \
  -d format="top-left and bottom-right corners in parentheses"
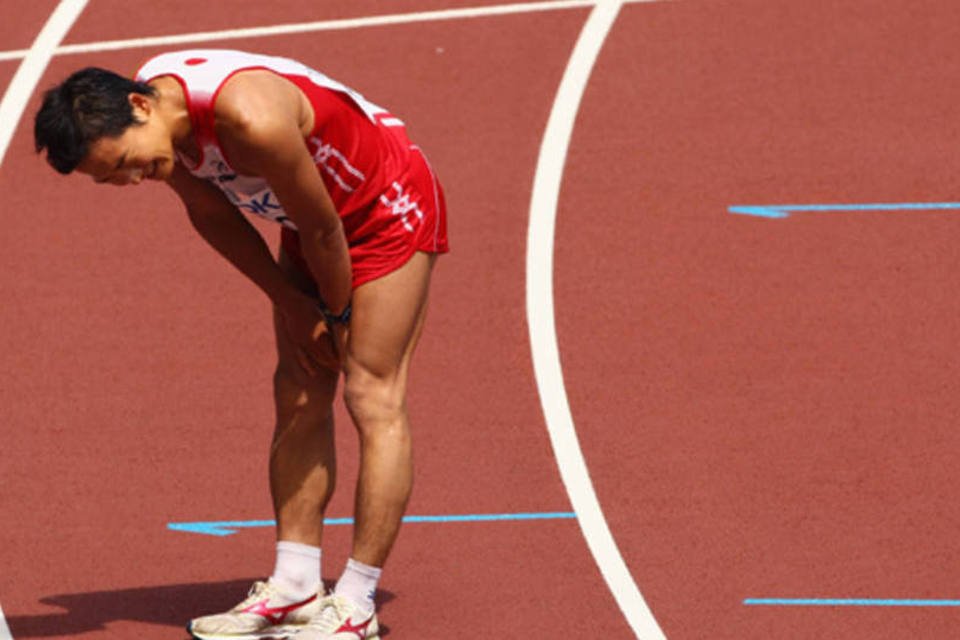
top-left (3, 1), bottom-right (960, 638)
top-left (556, 1), bottom-right (960, 638)
top-left (0, 1), bottom-right (61, 50)
top-left (0, 63), bottom-right (15, 99)
top-left (64, 0), bottom-right (549, 43)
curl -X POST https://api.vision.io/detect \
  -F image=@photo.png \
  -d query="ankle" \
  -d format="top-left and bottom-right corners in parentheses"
top-left (271, 541), bottom-right (322, 599)
top-left (333, 558), bottom-right (382, 613)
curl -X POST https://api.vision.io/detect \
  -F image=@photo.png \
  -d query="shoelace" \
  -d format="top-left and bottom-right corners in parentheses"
top-left (306, 596), bottom-right (353, 632)
top-left (231, 581), bottom-right (273, 611)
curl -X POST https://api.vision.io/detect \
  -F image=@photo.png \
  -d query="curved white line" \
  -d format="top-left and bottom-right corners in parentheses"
top-left (1, 1), bottom-right (661, 636)
top-left (0, 603), bottom-right (11, 640)
top-left (0, 7), bottom-right (89, 635)
top-left (0, 0), bottom-right (89, 167)
top-left (525, 1), bottom-right (667, 638)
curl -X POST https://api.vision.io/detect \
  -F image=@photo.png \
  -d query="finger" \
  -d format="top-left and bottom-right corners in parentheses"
top-left (324, 324), bottom-right (347, 363)
top-left (311, 318), bottom-right (330, 342)
top-left (309, 334), bottom-right (341, 371)
top-left (295, 347), bottom-right (319, 377)
top-left (310, 345), bottom-right (339, 371)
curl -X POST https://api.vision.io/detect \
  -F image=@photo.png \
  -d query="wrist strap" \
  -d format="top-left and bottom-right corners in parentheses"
top-left (320, 302), bottom-right (352, 325)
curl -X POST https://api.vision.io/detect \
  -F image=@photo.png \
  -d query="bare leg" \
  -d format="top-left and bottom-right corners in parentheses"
top-left (270, 250), bottom-right (340, 546)
top-left (343, 251), bottom-right (436, 567)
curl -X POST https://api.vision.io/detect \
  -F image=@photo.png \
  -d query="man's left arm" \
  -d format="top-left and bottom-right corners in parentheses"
top-left (216, 84), bottom-right (353, 319)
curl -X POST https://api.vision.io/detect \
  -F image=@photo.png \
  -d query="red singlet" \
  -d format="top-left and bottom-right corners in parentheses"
top-left (136, 49), bottom-right (449, 287)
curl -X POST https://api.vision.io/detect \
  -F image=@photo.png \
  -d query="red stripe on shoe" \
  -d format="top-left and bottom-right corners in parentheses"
top-left (335, 615), bottom-right (374, 639)
top-left (240, 594), bottom-right (318, 625)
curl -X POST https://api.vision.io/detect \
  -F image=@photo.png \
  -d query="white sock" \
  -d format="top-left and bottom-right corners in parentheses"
top-left (334, 558), bottom-right (382, 614)
top-left (271, 541), bottom-right (322, 599)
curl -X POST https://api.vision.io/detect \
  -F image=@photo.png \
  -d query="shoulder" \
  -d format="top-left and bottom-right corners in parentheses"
top-left (212, 72), bottom-right (311, 175)
top-left (214, 70), bottom-right (300, 134)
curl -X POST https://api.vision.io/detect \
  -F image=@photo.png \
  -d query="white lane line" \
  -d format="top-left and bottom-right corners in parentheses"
top-left (0, 602), bottom-right (13, 640)
top-left (0, 0), bottom-right (661, 62)
top-left (525, 0), bottom-right (668, 638)
top-left (0, 0), bottom-right (88, 166)
top-left (3, 0), bottom-right (665, 634)
top-left (0, 0), bottom-right (596, 62)
top-left (0, 0), bottom-right (86, 632)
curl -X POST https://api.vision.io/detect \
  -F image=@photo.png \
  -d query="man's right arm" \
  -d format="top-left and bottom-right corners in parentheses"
top-left (166, 163), bottom-right (301, 309)
top-left (166, 164), bottom-right (339, 374)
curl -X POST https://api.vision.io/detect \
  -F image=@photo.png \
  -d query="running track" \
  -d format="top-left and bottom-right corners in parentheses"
top-left (3, 1), bottom-right (960, 638)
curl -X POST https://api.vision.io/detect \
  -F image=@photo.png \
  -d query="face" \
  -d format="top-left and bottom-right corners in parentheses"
top-left (76, 93), bottom-right (176, 186)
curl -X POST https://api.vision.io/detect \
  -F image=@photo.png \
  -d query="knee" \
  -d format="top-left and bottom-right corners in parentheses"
top-left (273, 364), bottom-right (336, 425)
top-left (342, 366), bottom-right (406, 433)
top-left (273, 365), bottom-right (309, 409)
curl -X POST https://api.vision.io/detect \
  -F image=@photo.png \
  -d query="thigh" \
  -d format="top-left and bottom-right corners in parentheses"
top-left (345, 251), bottom-right (436, 382)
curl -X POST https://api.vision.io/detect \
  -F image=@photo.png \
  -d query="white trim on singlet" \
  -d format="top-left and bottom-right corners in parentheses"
top-left (135, 49), bottom-right (392, 124)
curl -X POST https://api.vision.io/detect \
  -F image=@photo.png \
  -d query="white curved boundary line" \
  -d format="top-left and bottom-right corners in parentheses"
top-left (0, 1), bottom-right (89, 629)
top-left (0, 0), bottom-right (89, 167)
top-left (0, 602), bottom-right (11, 640)
top-left (525, 1), bottom-right (667, 638)
top-left (3, 0), bottom-right (663, 636)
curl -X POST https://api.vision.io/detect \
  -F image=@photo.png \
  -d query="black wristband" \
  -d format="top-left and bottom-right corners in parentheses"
top-left (320, 302), bottom-right (352, 325)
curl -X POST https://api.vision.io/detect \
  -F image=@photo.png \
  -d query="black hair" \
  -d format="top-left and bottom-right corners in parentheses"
top-left (34, 67), bottom-right (158, 174)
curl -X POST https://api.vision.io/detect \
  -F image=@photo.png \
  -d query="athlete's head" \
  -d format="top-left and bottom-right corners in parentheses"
top-left (34, 67), bottom-right (175, 185)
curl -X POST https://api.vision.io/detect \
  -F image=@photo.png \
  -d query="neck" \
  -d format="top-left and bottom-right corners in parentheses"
top-left (150, 76), bottom-right (194, 152)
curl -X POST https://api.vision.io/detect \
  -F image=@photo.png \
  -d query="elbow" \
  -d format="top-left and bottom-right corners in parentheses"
top-left (300, 217), bottom-right (346, 249)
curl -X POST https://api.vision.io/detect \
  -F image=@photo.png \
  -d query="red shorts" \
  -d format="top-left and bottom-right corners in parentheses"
top-left (281, 145), bottom-right (449, 288)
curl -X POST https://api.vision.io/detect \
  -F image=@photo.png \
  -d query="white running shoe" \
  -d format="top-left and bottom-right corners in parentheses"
top-left (188, 580), bottom-right (323, 640)
top-left (291, 594), bottom-right (379, 640)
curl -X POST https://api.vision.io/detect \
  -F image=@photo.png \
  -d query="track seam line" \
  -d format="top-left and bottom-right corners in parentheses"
top-left (524, 0), bottom-right (667, 638)
top-left (0, 0), bottom-right (88, 167)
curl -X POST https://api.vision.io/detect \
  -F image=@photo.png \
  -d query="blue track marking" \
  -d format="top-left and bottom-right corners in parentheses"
top-left (745, 598), bottom-right (960, 607)
top-left (168, 511), bottom-right (577, 536)
top-left (728, 202), bottom-right (960, 219)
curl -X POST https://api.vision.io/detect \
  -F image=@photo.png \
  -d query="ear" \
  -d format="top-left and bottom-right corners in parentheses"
top-left (128, 92), bottom-right (152, 122)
